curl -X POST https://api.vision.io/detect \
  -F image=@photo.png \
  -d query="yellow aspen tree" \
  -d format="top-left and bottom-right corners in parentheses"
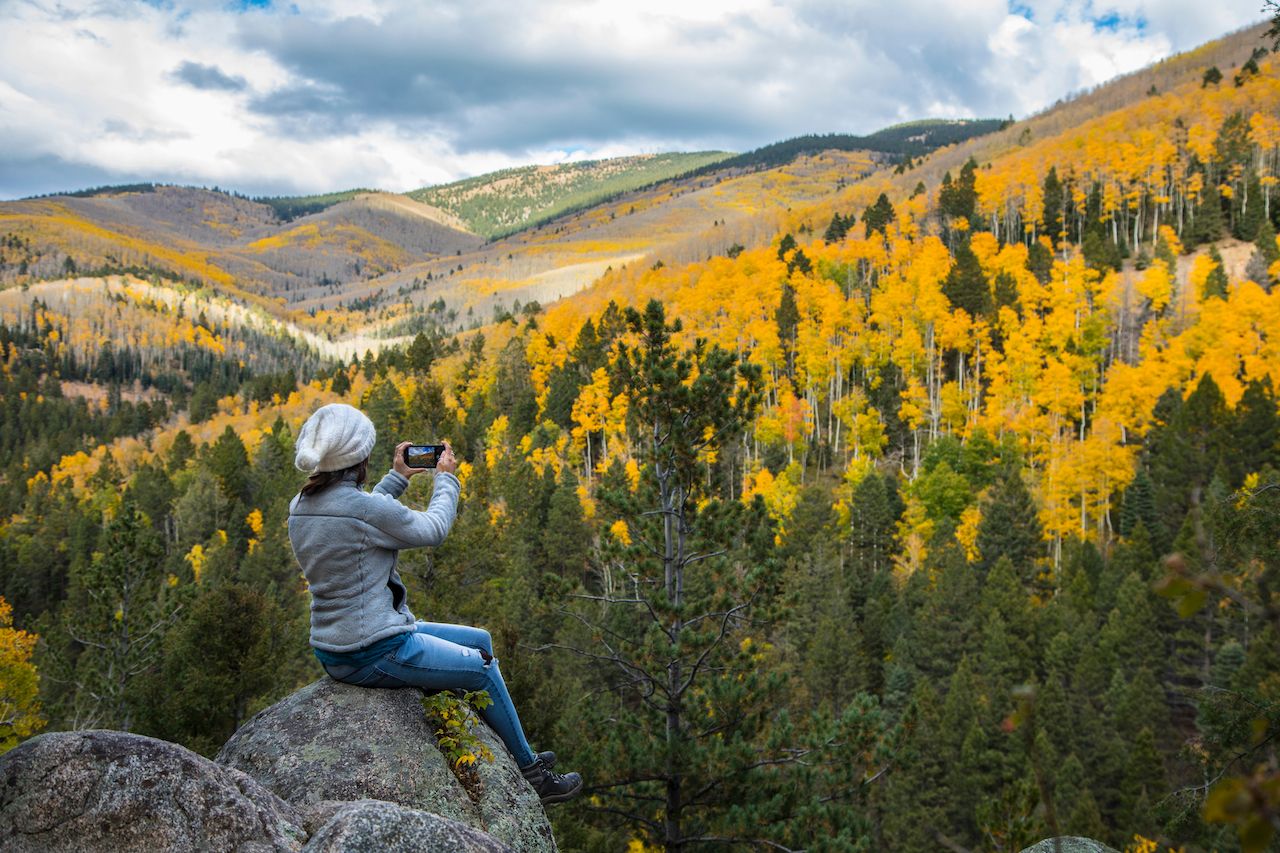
top-left (1137, 260), bottom-right (1173, 313)
top-left (1077, 417), bottom-right (1136, 541)
top-left (894, 495), bottom-right (932, 580)
top-left (571, 368), bottom-right (612, 473)
top-left (602, 391), bottom-right (630, 472)
top-left (1037, 436), bottom-right (1084, 571)
top-left (741, 461), bottom-right (803, 541)
top-left (956, 505), bottom-right (982, 563)
top-left (0, 596), bottom-right (45, 754)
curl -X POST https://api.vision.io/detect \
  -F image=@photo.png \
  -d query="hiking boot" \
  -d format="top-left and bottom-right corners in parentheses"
top-left (519, 754), bottom-right (582, 805)
top-left (535, 750), bottom-right (556, 769)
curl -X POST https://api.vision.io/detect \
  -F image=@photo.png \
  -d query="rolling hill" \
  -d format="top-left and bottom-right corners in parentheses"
top-left (1, 20), bottom-right (1270, 356)
top-left (405, 151), bottom-right (734, 239)
top-left (0, 129), bottom-right (963, 341)
top-left (682, 119), bottom-right (1007, 177)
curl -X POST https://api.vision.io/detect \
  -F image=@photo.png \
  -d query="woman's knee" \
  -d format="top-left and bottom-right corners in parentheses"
top-left (459, 625), bottom-right (493, 654)
top-left (481, 656), bottom-right (510, 690)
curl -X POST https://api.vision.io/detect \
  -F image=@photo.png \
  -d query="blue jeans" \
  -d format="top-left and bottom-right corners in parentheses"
top-left (320, 620), bottom-right (537, 767)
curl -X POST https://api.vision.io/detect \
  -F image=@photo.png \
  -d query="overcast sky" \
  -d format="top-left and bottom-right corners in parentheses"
top-left (0, 0), bottom-right (1265, 199)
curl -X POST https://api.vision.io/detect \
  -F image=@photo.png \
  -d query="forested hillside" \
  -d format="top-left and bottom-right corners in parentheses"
top-left (407, 152), bottom-right (734, 239)
top-left (2, 21), bottom-right (1280, 853)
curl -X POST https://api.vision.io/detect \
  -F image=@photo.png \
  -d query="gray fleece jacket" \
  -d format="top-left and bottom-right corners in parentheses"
top-left (287, 467), bottom-right (461, 653)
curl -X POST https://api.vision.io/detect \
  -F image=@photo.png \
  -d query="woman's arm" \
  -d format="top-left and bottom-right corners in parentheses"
top-left (372, 468), bottom-right (410, 497)
top-left (364, 470), bottom-right (460, 549)
top-left (362, 440), bottom-right (461, 549)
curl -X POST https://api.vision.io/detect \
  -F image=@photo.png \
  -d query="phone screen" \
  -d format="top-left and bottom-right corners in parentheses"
top-left (404, 445), bottom-right (441, 468)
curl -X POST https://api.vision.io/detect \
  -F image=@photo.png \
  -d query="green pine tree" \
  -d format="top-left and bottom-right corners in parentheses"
top-left (125, 460), bottom-right (175, 534)
top-left (1231, 378), bottom-right (1280, 481)
top-left (361, 378), bottom-right (407, 473)
top-left (976, 468), bottom-right (1042, 578)
top-left (41, 498), bottom-right (179, 731)
top-left (823, 212), bottom-right (851, 243)
top-left (565, 300), bottom-right (810, 849)
top-left (1122, 727), bottom-right (1167, 834)
top-left (777, 232), bottom-right (797, 261)
top-left (943, 237), bottom-right (991, 317)
top-left (862, 194), bottom-right (897, 238)
top-left (1042, 166), bottom-right (1063, 246)
top-left (1238, 175), bottom-right (1266, 241)
top-left (1119, 467), bottom-right (1158, 538)
top-left (1191, 187), bottom-right (1227, 246)
top-left (134, 582), bottom-right (288, 756)
top-left (1097, 573), bottom-right (1164, 680)
top-left (776, 282), bottom-right (800, 378)
top-left (879, 683), bottom-right (951, 850)
top-left (491, 337), bottom-right (538, 438)
top-left (1246, 218), bottom-right (1279, 289)
top-left (166, 429), bottom-right (196, 475)
top-left (1037, 632), bottom-right (1079, 759)
top-left (173, 468), bottom-right (230, 555)
top-left (407, 330), bottom-right (438, 371)
top-left (329, 366), bottom-right (351, 395)
top-left (942, 657), bottom-right (990, 837)
top-left (541, 467), bottom-right (591, 580)
top-left (1146, 375), bottom-right (1229, 552)
top-left (939, 158), bottom-right (979, 223)
top-left (1204, 245), bottom-right (1229, 299)
top-left (207, 425), bottom-right (250, 504)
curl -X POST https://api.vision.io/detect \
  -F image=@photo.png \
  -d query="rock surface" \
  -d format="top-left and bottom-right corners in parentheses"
top-left (217, 678), bottom-right (556, 853)
top-left (1019, 839), bottom-right (1119, 853)
top-left (303, 799), bottom-right (512, 852)
top-left (0, 729), bottom-right (307, 853)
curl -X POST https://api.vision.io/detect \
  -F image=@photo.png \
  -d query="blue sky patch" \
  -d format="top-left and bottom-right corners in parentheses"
top-left (1093, 11), bottom-right (1149, 33)
top-left (1008, 2), bottom-right (1035, 21)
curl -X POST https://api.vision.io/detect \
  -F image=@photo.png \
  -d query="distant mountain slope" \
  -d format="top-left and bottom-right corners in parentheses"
top-left (5, 21), bottom-right (1270, 346)
top-left (337, 150), bottom-right (882, 334)
top-left (238, 192), bottom-right (481, 298)
top-left (894, 20), bottom-right (1273, 196)
top-left (254, 189), bottom-right (373, 223)
top-left (65, 186), bottom-right (279, 246)
top-left (0, 187), bottom-right (480, 311)
top-left (687, 119), bottom-right (1006, 176)
top-left (406, 151), bottom-right (732, 239)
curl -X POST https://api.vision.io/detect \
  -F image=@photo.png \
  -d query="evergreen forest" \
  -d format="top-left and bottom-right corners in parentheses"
top-left (3, 25), bottom-right (1280, 853)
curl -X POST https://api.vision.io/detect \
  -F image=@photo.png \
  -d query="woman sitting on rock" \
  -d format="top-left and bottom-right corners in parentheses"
top-left (286, 402), bottom-right (582, 805)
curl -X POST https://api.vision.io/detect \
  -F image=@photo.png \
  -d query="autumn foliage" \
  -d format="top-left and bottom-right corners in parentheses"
top-left (3, 25), bottom-right (1280, 853)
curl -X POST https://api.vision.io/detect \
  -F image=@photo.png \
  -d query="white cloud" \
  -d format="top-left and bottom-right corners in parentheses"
top-left (0, 0), bottom-right (1267, 198)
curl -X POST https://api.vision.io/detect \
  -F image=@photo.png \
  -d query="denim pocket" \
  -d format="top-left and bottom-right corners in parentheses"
top-left (388, 635), bottom-right (416, 665)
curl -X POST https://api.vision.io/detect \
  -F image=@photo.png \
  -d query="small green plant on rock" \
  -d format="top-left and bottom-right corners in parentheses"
top-left (421, 689), bottom-right (495, 780)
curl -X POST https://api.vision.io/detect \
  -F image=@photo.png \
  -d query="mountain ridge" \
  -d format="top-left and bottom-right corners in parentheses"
top-left (0, 21), bottom-right (1269, 349)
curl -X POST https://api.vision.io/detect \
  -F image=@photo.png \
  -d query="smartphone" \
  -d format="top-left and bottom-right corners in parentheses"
top-left (403, 444), bottom-right (447, 469)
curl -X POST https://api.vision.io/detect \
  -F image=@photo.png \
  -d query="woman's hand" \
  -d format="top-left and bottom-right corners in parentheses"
top-left (393, 441), bottom-right (423, 479)
top-left (436, 440), bottom-right (458, 475)
top-left (392, 440), bottom-right (457, 479)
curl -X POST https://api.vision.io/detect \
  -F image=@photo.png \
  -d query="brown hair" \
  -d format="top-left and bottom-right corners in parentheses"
top-left (300, 457), bottom-right (368, 497)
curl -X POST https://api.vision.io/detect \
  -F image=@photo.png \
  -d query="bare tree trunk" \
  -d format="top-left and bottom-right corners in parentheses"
top-left (658, 429), bottom-right (684, 851)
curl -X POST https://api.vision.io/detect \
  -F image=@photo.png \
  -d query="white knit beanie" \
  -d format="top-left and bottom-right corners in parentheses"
top-left (294, 403), bottom-right (376, 475)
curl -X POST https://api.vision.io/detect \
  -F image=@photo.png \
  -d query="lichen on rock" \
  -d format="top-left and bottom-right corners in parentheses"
top-left (216, 678), bottom-right (556, 853)
top-left (302, 799), bottom-right (513, 852)
top-left (0, 729), bottom-right (307, 853)
top-left (1019, 838), bottom-right (1120, 853)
